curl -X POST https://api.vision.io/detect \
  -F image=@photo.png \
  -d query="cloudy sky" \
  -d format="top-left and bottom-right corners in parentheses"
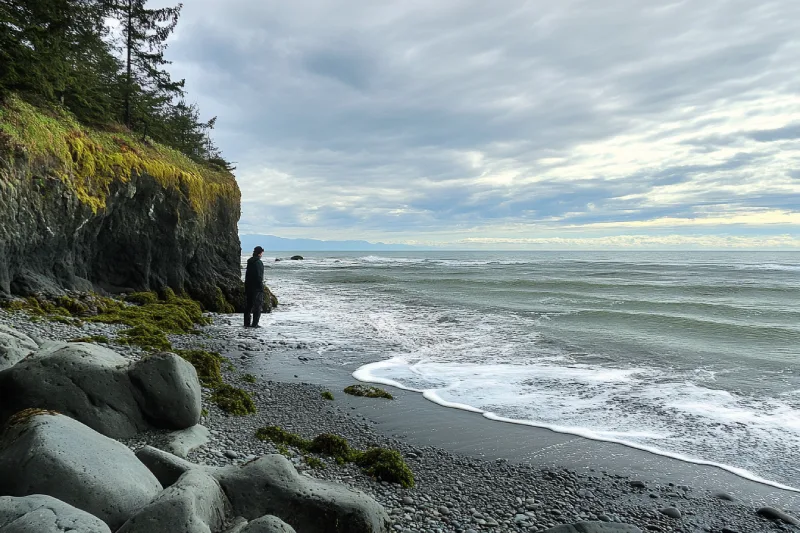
top-left (166, 0), bottom-right (800, 249)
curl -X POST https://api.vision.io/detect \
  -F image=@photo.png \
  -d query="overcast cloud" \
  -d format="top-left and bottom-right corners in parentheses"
top-left (165, 0), bottom-right (800, 248)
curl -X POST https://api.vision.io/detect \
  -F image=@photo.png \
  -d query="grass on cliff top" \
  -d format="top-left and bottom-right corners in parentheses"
top-left (0, 94), bottom-right (239, 214)
top-left (255, 426), bottom-right (414, 487)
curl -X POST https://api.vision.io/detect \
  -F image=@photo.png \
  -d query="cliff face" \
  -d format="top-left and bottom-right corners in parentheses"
top-left (0, 96), bottom-right (243, 311)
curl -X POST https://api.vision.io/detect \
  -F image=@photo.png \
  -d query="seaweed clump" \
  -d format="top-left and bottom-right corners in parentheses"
top-left (211, 383), bottom-right (256, 416)
top-left (117, 324), bottom-right (171, 351)
top-left (343, 384), bottom-right (393, 400)
top-left (254, 425), bottom-right (414, 487)
top-left (175, 349), bottom-right (224, 387)
top-left (321, 391), bottom-right (334, 401)
top-left (355, 448), bottom-right (415, 488)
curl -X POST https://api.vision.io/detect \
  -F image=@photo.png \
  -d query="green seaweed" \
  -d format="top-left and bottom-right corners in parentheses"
top-left (309, 434), bottom-right (355, 462)
top-left (211, 384), bottom-right (256, 416)
top-left (117, 324), bottom-right (171, 351)
top-left (354, 448), bottom-right (415, 488)
top-left (255, 426), bottom-right (310, 450)
top-left (304, 456), bottom-right (326, 470)
top-left (175, 349), bottom-right (223, 387)
top-left (343, 384), bottom-right (394, 400)
top-left (243, 373), bottom-right (257, 383)
top-left (125, 292), bottom-right (159, 305)
top-left (321, 391), bottom-right (334, 401)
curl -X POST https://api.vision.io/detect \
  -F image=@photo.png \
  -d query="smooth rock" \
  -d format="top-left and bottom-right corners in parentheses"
top-left (0, 325), bottom-right (37, 372)
top-left (215, 454), bottom-right (391, 533)
top-left (541, 522), bottom-right (642, 533)
top-left (164, 425), bottom-right (210, 458)
top-left (0, 411), bottom-right (162, 529)
top-left (712, 491), bottom-right (736, 501)
top-left (0, 494), bottom-right (111, 533)
top-left (128, 351), bottom-right (202, 428)
top-left (659, 507), bottom-right (681, 519)
top-left (756, 506), bottom-right (799, 525)
top-left (117, 470), bottom-right (230, 533)
top-left (136, 445), bottom-right (196, 487)
top-left (0, 343), bottom-right (200, 438)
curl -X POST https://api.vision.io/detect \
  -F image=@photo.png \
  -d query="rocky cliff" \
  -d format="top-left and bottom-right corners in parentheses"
top-left (0, 95), bottom-right (243, 311)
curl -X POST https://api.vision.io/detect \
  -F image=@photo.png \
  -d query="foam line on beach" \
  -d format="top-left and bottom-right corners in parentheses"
top-left (353, 368), bottom-right (800, 494)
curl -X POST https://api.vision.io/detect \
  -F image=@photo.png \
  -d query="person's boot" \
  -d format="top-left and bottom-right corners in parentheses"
top-left (244, 312), bottom-right (252, 328)
top-left (251, 312), bottom-right (261, 328)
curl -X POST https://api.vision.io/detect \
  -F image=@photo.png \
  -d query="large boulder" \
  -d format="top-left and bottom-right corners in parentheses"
top-left (0, 342), bottom-right (201, 438)
top-left (0, 325), bottom-right (37, 372)
top-left (135, 447), bottom-right (391, 533)
top-left (0, 494), bottom-right (111, 533)
top-left (0, 411), bottom-right (162, 529)
top-left (239, 515), bottom-right (297, 533)
top-left (117, 470), bottom-right (230, 533)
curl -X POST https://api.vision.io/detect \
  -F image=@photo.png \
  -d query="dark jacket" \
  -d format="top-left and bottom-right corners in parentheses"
top-left (245, 255), bottom-right (265, 293)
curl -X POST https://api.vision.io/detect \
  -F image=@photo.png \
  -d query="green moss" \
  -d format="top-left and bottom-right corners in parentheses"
top-left (117, 324), bottom-right (172, 351)
top-left (55, 296), bottom-right (89, 316)
top-left (255, 426), bottom-right (310, 450)
top-left (355, 448), bottom-right (415, 488)
top-left (125, 292), bottom-right (159, 305)
top-left (277, 444), bottom-right (291, 457)
top-left (344, 384), bottom-right (394, 400)
top-left (309, 434), bottom-right (354, 461)
top-left (175, 349), bottom-right (223, 387)
top-left (212, 286), bottom-right (235, 313)
top-left (321, 391), bottom-right (334, 401)
top-left (69, 335), bottom-right (110, 344)
top-left (0, 95), bottom-right (239, 215)
top-left (304, 456), bottom-right (326, 470)
top-left (211, 384), bottom-right (256, 416)
top-left (253, 425), bottom-right (413, 486)
top-left (243, 373), bottom-right (257, 383)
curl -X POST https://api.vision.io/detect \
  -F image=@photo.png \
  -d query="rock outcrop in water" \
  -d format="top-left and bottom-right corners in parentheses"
top-left (0, 95), bottom-right (243, 310)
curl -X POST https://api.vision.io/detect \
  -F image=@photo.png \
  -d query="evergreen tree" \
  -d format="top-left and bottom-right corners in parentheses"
top-left (104, 0), bottom-right (185, 129)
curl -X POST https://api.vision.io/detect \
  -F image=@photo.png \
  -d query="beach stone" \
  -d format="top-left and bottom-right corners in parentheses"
top-left (0, 325), bottom-right (37, 371)
top-left (215, 454), bottom-right (391, 533)
top-left (164, 424), bottom-right (211, 458)
top-left (128, 351), bottom-right (202, 428)
top-left (0, 411), bottom-right (161, 529)
top-left (117, 470), bottom-right (230, 533)
top-left (712, 491), bottom-right (736, 501)
top-left (541, 522), bottom-right (642, 533)
top-left (0, 343), bottom-right (200, 438)
top-left (756, 506), bottom-right (799, 525)
top-left (629, 481), bottom-right (646, 489)
top-left (659, 507), bottom-right (681, 519)
top-left (0, 494), bottom-right (111, 533)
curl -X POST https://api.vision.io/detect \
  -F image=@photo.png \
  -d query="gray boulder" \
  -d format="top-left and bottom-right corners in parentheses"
top-left (0, 325), bottom-right (37, 372)
top-left (117, 470), bottom-right (230, 533)
top-left (0, 494), bottom-right (111, 533)
top-left (214, 454), bottom-right (390, 533)
top-left (136, 447), bottom-right (391, 533)
top-left (0, 411), bottom-right (162, 530)
top-left (757, 506), bottom-right (799, 525)
top-left (0, 343), bottom-right (201, 438)
top-left (128, 351), bottom-right (202, 428)
top-left (541, 523), bottom-right (642, 533)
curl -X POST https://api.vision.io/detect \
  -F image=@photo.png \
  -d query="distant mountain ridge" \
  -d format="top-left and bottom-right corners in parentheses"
top-left (239, 234), bottom-right (432, 252)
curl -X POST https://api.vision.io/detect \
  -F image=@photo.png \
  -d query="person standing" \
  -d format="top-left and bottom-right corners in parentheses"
top-left (244, 246), bottom-right (265, 328)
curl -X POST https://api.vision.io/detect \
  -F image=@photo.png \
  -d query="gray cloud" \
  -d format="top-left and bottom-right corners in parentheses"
top-left (163, 0), bottom-right (800, 244)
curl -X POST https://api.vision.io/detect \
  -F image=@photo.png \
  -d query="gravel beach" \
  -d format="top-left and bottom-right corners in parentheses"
top-left (2, 307), bottom-right (798, 533)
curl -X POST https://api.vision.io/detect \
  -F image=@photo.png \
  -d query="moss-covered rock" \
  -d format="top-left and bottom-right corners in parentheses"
top-left (211, 384), bottom-right (256, 416)
top-left (125, 292), bottom-right (159, 306)
top-left (344, 384), bottom-right (394, 400)
top-left (309, 434), bottom-right (353, 461)
top-left (355, 448), bottom-right (415, 488)
top-left (321, 391), bottom-right (334, 401)
top-left (255, 426), bottom-right (310, 450)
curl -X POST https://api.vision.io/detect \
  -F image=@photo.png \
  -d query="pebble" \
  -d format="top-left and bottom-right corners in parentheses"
top-left (659, 507), bottom-right (682, 519)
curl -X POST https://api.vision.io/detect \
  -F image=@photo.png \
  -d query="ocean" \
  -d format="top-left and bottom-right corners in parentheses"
top-left (243, 251), bottom-right (800, 490)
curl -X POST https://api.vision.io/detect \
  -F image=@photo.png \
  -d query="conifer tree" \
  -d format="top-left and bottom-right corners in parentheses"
top-left (104, 0), bottom-right (185, 129)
